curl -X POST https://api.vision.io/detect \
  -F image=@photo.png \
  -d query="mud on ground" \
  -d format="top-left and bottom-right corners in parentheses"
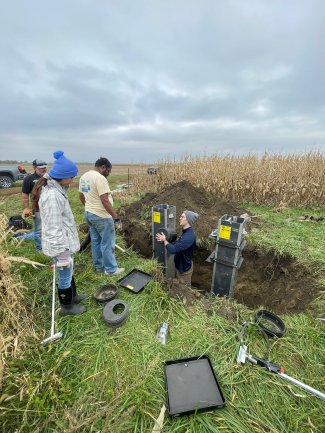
top-left (122, 180), bottom-right (323, 314)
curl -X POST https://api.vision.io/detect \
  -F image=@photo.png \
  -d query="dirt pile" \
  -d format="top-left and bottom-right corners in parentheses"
top-left (122, 180), bottom-right (247, 256)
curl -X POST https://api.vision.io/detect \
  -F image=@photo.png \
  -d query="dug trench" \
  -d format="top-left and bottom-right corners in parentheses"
top-left (121, 181), bottom-right (323, 314)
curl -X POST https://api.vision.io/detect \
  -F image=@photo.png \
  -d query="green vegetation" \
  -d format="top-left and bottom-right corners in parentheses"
top-left (0, 186), bottom-right (324, 433)
top-left (244, 203), bottom-right (325, 265)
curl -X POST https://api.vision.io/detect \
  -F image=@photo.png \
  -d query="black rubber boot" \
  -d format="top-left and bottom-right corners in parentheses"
top-left (71, 276), bottom-right (88, 304)
top-left (58, 286), bottom-right (86, 316)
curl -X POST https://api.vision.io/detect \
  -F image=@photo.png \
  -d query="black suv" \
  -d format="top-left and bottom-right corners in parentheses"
top-left (147, 166), bottom-right (158, 175)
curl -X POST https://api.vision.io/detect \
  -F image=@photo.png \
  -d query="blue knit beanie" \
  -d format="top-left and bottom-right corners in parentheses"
top-left (49, 150), bottom-right (78, 179)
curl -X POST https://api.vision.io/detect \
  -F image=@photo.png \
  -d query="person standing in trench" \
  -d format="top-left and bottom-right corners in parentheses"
top-left (156, 210), bottom-right (199, 286)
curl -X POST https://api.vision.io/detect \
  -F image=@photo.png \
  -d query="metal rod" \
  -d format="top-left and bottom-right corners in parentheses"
top-left (41, 264), bottom-right (63, 344)
top-left (279, 372), bottom-right (325, 400)
top-left (246, 353), bottom-right (325, 400)
top-left (50, 264), bottom-right (56, 336)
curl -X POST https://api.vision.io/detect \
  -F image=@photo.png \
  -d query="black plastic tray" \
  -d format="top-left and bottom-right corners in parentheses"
top-left (117, 269), bottom-right (152, 293)
top-left (164, 355), bottom-right (225, 416)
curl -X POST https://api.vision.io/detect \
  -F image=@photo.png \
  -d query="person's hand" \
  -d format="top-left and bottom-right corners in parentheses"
top-left (156, 232), bottom-right (166, 242)
top-left (114, 218), bottom-right (122, 230)
top-left (56, 250), bottom-right (72, 267)
top-left (22, 208), bottom-right (33, 218)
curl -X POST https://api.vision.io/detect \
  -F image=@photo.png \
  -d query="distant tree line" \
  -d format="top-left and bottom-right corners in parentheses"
top-left (0, 160), bottom-right (30, 164)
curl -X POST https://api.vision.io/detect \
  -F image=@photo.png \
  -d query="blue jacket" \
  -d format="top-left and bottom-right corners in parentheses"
top-left (166, 227), bottom-right (196, 273)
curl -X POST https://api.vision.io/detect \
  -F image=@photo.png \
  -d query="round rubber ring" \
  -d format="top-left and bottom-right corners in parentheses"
top-left (103, 299), bottom-right (129, 326)
top-left (255, 309), bottom-right (286, 338)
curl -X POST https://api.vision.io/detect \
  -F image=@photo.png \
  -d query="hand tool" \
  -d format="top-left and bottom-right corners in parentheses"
top-left (237, 321), bottom-right (325, 400)
top-left (41, 264), bottom-right (63, 344)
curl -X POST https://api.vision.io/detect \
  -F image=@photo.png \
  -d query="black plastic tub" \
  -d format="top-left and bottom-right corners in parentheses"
top-left (93, 284), bottom-right (118, 303)
top-left (118, 269), bottom-right (152, 294)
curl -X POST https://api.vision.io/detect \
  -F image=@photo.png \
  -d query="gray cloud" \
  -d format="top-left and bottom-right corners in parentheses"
top-left (0, 0), bottom-right (324, 163)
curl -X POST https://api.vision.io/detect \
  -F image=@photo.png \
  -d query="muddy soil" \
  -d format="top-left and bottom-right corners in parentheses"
top-left (192, 244), bottom-right (321, 314)
top-left (122, 180), bottom-right (323, 314)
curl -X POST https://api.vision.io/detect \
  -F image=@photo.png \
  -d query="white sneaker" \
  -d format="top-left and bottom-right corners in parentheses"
top-left (105, 267), bottom-right (125, 276)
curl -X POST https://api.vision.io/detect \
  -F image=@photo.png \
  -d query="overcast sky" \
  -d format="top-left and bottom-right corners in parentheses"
top-left (0, 0), bottom-right (324, 163)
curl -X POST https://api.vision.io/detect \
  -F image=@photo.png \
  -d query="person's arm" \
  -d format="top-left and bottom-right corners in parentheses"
top-left (156, 230), bottom-right (195, 254)
top-left (100, 193), bottom-right (118, 219)
top-left (21, 192), bottom-right (32, 217)
top-left (79, 192), bottom-right (85, 205)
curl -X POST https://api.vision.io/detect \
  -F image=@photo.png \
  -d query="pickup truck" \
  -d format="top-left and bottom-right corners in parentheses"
top-left (0, 165), bottom-right (28, 188)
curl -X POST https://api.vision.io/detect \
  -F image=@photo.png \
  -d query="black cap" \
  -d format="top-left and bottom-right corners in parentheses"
top-left (32, 159), bottom-right (47, 168)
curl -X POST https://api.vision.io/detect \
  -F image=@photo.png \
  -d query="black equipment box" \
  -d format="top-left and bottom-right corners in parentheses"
top-left (164, 355), bottom-right (225, 416)
top-left (211, 257), bottom-right (243, 298)
top-left (152, 204), bottom-right (176, 278)
top-left (218, 214), bottom-right (246, 246)
top-left (215, 239), bottom-right (246, 265)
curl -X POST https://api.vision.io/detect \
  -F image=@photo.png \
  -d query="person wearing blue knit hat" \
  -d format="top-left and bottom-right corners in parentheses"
top-left (31, 151), bottom-right (87, 316)
top-left (49, 150), bottom-right (78, 178)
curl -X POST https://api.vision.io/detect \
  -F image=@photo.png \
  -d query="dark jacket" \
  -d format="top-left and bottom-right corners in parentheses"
top-left (166, 226), bottom-right (196, 273)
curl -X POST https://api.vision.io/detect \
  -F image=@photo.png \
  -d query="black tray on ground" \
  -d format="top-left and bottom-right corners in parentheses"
top-left (164, 355), bottom-right (225, 416)
top-left (117, 269), bottom-right (152, 293)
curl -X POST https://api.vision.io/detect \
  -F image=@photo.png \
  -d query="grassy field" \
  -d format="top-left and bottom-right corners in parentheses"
top-left (0, 174), bottom-right (324, 433)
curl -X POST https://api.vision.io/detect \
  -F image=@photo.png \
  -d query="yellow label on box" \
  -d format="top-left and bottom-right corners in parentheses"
top-left (219, 225), bottom-right (231, 240)
top-left (153, 212), bottom-right (161, 223)
top-left (126, 285), bottom-right (134, 290)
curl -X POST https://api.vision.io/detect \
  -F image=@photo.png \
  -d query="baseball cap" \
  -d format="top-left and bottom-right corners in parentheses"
top-left (32, 159), bottom-right (47, 168)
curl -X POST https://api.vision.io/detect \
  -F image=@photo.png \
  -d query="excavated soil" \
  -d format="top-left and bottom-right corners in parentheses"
top-left (122, 180), bottom-right (247, 257)
top-left (122, 181), bottom-right (323, 314)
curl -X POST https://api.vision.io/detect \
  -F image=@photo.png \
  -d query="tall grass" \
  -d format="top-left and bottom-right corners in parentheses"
top-left (133, 152), bottom-right (325, 207)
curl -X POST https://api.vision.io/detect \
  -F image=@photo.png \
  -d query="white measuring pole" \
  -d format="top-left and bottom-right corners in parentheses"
top-left (279, 372), bottom-right (325, 400)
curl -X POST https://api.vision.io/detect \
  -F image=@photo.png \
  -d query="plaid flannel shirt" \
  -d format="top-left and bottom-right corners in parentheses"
top-left (39, 179), bottom-right (80, 257)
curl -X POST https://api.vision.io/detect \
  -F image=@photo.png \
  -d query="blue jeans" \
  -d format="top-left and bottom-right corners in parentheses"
top-left (53, 257), bottom-right (74, 289)
top-left (34, 211), bottom-right (42, 251)
top-left (85, 211), bottom-right (117, 273)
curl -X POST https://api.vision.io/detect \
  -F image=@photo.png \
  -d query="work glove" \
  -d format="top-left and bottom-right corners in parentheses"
top-left (56, 250), bottom-right (72, 268)
top-left (114, 218), bottom-right (122, 230)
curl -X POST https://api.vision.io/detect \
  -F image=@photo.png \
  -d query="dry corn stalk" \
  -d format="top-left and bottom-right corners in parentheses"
top-left (0, 214), bottom-right (36, 389)
top-left (132, 152), bottom-right (325, 207)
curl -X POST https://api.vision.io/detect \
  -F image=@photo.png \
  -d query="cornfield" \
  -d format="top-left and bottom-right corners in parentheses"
top-left (133, 152), bottom-right (325, 206)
